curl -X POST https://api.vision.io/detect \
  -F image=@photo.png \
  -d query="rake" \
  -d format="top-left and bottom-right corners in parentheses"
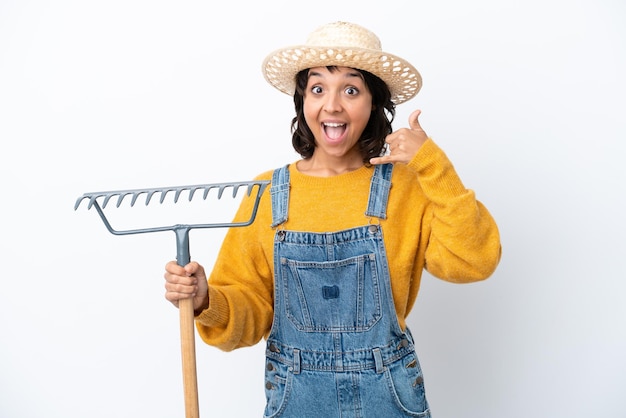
top-left (75, 180), bottom-right (270, 418)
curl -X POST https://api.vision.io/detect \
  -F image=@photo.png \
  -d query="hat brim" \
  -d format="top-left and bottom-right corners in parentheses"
top-left (262, 45), bottom-right (422, 105)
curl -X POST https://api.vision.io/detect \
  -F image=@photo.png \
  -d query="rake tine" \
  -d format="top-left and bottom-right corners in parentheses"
top-left (130, 192), bottom-right (143, 207)
top-left (231, 184), bottom-right (242, 198)
top-left (188, 187), bottom-right (199, 201)
top-left (160, 188), bottom-right (174, 204)
top-left (203, 185), bottom-right (217, 200)
top-left (145, 190), bottom-right (158, 205)
top-left (116, 192), bottom-right (134, 208)
top-left (102, 193), bottom-right (116, 209)
top-left (174, 188), bottom-right (185, 203)
top-left (88, 196), bottom-right (99, 210)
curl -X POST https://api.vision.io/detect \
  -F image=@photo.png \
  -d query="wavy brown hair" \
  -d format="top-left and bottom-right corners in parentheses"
top-left (290, 67), bottom-right (396, 163)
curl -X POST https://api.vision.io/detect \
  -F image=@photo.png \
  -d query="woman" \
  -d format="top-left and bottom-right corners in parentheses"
top-left (164, 21), bottom-right (501, 417)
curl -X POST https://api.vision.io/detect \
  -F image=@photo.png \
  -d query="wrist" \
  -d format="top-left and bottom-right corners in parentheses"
top-left (194, 292), bottom-right (210, 316)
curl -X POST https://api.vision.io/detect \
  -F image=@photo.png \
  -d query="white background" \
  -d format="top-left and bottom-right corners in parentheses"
top-left (1, 0), bottom-right (624, 417)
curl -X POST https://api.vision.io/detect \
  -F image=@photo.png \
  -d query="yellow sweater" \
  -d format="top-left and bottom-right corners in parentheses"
top-left (196, 139), bottom-right (501, 351)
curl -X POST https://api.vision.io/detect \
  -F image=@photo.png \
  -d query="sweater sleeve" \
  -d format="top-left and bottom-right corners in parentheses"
top-left (194, 176), bottom-right (275, 351)
top-left (407, 138), bottom-right (502, 282)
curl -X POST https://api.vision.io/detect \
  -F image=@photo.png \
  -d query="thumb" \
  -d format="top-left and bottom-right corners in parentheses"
top-left (184, 261), bottom-right (204, 278)
top-left (409, 109), bottom-right (422, 131)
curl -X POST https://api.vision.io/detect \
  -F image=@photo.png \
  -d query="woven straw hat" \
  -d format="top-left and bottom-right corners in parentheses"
top-left (262, 21), bottom-right (422, 104)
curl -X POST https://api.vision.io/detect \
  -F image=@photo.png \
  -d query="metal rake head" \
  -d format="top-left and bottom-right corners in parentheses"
top-left (75, 181), bottom-right (268, 210)
top-left (75, 180), bottom-right (270, 266)
top-left (75, 180), bottom-right (270, 235)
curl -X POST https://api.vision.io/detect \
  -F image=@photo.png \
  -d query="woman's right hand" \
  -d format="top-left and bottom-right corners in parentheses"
top-left (164, 260), bottom-right (209, 313)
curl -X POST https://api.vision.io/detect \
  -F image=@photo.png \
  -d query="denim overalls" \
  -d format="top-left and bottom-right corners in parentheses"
top-left (264, 164), bottom-right (431, 418)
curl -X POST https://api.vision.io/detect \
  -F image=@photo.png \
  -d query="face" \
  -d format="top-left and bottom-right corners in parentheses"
top-left (303, 66), bottom-right (373, 164)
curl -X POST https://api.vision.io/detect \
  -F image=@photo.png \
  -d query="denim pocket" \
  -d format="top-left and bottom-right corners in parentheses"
top-left (385, 353), bottom-right (430, 416)
top-left (263, 358), bottom-right (292, 418)
top-left (280, 253), bottom-right (382, 332)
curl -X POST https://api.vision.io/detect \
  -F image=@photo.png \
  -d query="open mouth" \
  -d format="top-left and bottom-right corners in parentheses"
top-left (323, 122), bottom-right (347, 140)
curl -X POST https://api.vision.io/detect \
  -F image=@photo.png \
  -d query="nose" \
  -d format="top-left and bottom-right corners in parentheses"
top-left (323, 92), bottom-right (343, 113)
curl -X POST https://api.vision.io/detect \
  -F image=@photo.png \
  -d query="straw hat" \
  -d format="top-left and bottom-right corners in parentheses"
top-left (262, 21), bottom-right (422, 104)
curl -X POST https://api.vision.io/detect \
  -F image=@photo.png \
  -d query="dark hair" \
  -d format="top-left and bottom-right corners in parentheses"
top-left (290, 66), bottom-right (396, 163)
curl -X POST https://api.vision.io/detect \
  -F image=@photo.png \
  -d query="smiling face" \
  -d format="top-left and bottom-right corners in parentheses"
top-left (302, 66), bottom-right (374, 170)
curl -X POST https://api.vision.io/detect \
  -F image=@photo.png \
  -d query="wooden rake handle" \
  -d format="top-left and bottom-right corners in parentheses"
top-left (179, 297), bottom-right (200, 418)
top-left (175, 228), bottom-right (200, 418)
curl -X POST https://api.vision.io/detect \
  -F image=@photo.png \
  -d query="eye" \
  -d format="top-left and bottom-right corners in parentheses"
top-left (345, 86), bottom-right (359, 96)
top-left (311, 85), bottom-right (323, 94)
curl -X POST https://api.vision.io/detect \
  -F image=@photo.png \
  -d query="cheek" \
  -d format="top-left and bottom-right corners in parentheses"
top-left (302, 102), bottom-right (318, 128)
top-left (348, 96), bottom-right (374, 126)
top-left (353, 107), bottom-right (373, 130)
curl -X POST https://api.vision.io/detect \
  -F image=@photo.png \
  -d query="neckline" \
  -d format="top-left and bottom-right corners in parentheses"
top-left (291, 161), bottom-right (372, 182)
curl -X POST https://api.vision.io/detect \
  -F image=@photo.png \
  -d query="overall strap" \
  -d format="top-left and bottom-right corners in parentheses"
top-left (271, 163), bottom-right (393, 226)
top-left (270, 164), bottom-right (290, 227)
top-left (365, 163), bottom-right (394, 220)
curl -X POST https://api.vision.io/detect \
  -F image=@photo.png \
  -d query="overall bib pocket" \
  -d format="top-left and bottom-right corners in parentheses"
top-left (280, 253), bottom-right (382, 332)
